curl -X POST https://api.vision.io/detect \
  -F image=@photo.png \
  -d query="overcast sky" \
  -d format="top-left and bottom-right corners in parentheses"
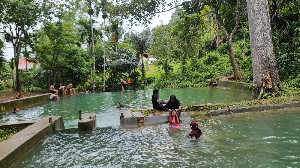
top-left (2, 8), bottom-right (175, 60)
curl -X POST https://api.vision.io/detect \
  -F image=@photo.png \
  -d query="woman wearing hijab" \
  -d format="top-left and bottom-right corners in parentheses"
top-left (166, 95), bottom-right (182, 118)
top-left (188, 121), bottom-right (203, 140)
top-left (151, 89), bottom-right (167, 110)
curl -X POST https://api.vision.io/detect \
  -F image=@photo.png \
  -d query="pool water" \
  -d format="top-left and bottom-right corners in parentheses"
top-left (12, 108), bottom-right (300, 167)
top-left (3, 88), bottom-right (299, 167)
top-left (0, 87), bottom-right (251, 128)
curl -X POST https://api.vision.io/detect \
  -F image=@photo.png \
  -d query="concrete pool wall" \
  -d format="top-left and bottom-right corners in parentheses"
top-left (217, 79), bottom-right (251, 91)
top-left (0, 89), bottom-right (78, 113)
top-left (0, 93), bottom-right (52, 113)
top-left (0, 116), bottom-right (64, 168)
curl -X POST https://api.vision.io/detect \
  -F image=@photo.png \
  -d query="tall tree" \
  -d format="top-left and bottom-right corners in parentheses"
top-left (209, 0), bottom-right (242, 80)
top-left (246, 0), bottom-right (282, 99)
top-left (151, 25), bottom-right (175, 78)
top-left (182, 0), bottom-right (243, 80)
top-left (130, 29), bottom-right (152, 88)
top-left (34, 21), bottom-right (83, 86)
top-left (1, 0), bottom-right (48, 91)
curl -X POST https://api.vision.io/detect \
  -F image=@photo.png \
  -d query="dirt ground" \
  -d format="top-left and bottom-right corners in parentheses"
top-left (0, 90), bottom-right (46, 102)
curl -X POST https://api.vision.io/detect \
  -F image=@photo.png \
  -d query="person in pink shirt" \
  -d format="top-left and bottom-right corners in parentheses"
top-left (169, 110), bottom-right (182, 130)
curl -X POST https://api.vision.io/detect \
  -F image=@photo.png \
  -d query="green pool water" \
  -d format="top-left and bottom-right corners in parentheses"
top-left (11, 108), bottom-right (300, 167)
top-left (0, 87), bottom-right (250, 128)
top-left (3, 88), bottom-right (300, 167)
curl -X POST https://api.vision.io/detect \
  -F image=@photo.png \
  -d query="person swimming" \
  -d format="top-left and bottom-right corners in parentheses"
top-left (13, 107), bottom-right (19, 114)
top-left (115, 102), bottom-right (124, 108)
top-left (188, 121), bottom-right (203, 140)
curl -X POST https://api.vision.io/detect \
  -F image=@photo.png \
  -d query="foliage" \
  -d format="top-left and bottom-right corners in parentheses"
top-left (105, 48), bottom-right (140, 91)
top-left (0, 0), bottom-right (299, 93)
top-left (147, 5), bottom-right (252, 89)
top-left (34, 21), bottom-right (89, 88)
top-left (0, 0), bottom-right (53, 91)
top-left (272, 0), bottom-right (300, 88)
top-left (0, 126), bottom-right (20, 142)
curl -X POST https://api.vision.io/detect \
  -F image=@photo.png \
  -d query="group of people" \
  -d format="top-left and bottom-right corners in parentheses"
top-left (152, 89), bottom-right (203, 139)
top-left (49, 82), bottom-right (75, 100)
top-left (116, 88), bottom-right (203, 140)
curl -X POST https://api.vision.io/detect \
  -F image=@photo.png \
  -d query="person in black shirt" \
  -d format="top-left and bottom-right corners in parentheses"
top-left (116, 102), bottom-right (124, 108)
top-left (151, 89), bottom-right (167, 110)
top-left (166, 95), bottom-right (182, 118)
top-left (13, 107), bottom-right (19, 114)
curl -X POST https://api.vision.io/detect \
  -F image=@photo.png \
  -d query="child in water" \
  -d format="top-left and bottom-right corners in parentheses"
top-left (169, 110), bottom-right (182, 130)
top-left (188, 121), bottom-right (203, 140)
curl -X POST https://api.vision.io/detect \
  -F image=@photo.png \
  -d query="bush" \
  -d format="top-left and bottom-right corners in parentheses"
top-left (283, 74), bottom-right (300, 88)
top-left (0, 81), bottom-right (4, 91)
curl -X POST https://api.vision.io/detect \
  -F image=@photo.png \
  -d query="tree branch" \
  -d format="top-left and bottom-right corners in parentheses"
top-left (229, 0), bottom-right (241, 39)
top-left (213, 9), bottom-right (228, 38)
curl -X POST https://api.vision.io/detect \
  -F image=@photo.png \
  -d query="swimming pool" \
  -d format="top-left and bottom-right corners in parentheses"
top-left (11, 108), bottom-right (300, 167)
top-left (2, 88), bottom-right (300, 167)
top-left (0, 87), bottom-right (251, 128)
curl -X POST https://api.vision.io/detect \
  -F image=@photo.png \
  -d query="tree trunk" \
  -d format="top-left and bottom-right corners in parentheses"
top-left (103, 51), bottom-right (106, 92)
top-left (213, 0), bottom-right (241, 80)
top-left (246, 0), bottom-right (282, 99)
top-left (15, 43), bottom-right (21, 91)
top-left (53, 71), bottom-right (57, 85)
top-left (90, 15), bottom-right (95, 92)
top-left (48, 72), bottom-right (50, 90)
top-left (228, 38), bottom-right (241, 80)
top-left (141, 54), bottom-right (145, 88)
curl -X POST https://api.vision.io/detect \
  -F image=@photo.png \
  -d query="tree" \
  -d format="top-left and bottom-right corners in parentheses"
top-left (0, 39), bottom-right (5, 68)
top-left (1, 0), bottom-right (48, 91)
top-left (270, 0), bottom-right (300, 87)
top-left (109, 19), bottom-right (122, 52)
top-left (172, 10), bottom-right (204, 74)
top-left (151, 25), bottom-right (175, 78)
top-left (246, 0), bottom-right (282, 99)
top-left (129, 29), bottom-right (152, 88)
top-left (34, 21), bottom-right (83, 86)
top-left (182, 0), bottom-right (243, 80)
top-left (209, 0), bottom-right (242, 80)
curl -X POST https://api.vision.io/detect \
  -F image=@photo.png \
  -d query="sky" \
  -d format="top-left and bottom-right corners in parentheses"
top-left (2, 8), bottom-right (175, 61)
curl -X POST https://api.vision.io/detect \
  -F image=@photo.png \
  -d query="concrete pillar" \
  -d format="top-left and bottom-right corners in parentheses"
top-left (78, 112), bottom-right (96, 132)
